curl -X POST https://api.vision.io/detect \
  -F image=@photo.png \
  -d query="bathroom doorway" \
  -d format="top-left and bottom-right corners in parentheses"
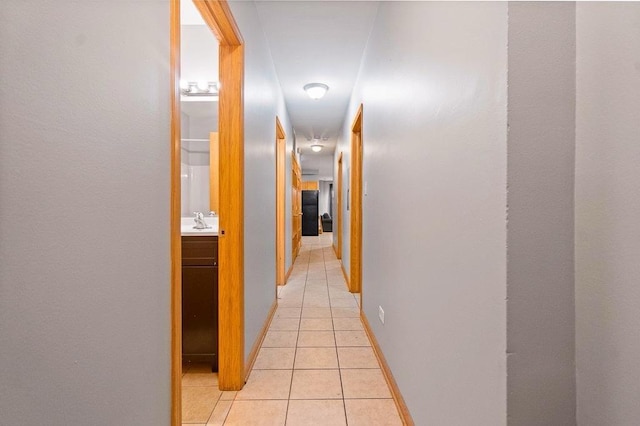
top-left (170, 0), bottom-right (245, 424)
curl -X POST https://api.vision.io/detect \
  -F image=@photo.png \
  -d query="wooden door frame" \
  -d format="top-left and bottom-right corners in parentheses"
top-left (171, 0), bottom-right (244, 424)
top-left (291, 153), bottom-right (302, 262)
top-left (335, 152), bottom-right (343, 259)
top-left (275, 117), bottom-right (286, 286)
top-left (349, 105), bottom-right (363, 294)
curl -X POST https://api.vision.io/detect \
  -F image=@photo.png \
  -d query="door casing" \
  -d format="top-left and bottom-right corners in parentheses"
top-left (349, 105), bottom-right (363, 295)
top-left (275, 117), bottom-right (286, 286)
top-left (170, 1), bottom-right (245, 424)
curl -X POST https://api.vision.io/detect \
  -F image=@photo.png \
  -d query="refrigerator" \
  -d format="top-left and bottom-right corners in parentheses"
top-left (301, 190), bottom-right (319, 236)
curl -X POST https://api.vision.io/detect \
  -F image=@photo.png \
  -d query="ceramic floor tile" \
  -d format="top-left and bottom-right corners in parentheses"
top-left (285, 399), bottom-right (347, 426)
top-left (344, 399), bottom-right (402, 426)
top-left (274, 307), bottom-right (302, 319)
top-left (219, 391), bottom-right (237, 401)
top-left (297, 331), bottom-right (336, 347)
top-left (235, 370), bottom-right (292, 400)
top-left (278, 298), bottom-right (304, 308)
top-left (182, 372), bottom-right (219, 387)
top-left (330, 298), bottom-right (359, 308)
top-left (332, 317), bottom-right (364, 331)
top-left (290, 369), bottom-right (343, 399)
top-left (341, 369), bottom-right (392, 399)
top-left (206, 400), bottom-right (232, 426)
top-left (294, 347), bottom-right (339, 369)
top-left (337, 347), bottom-right (379, 369)
top-left (269, 318), bottom-right (300, 331)
top-left (262, 331), bottom-right (298, 348)
top-left (253, 347), bottom-right (296, 369)
top-left (181, 386), bottom-right (221, 424)
top-left (302, 299), bottom-right (331, 308)
top-left (331, 307), bottom-right (361, 318)
top-left (223, 400), bottom-right (288, 426)
top-left (299, 318), bottom-right (333, 331)
top-left (301, 307), bottom-right (332, 318)
top-left (335, 330), bottom-right (371, 347)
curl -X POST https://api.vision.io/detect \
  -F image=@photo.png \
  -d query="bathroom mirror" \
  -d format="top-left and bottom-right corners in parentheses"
top-left (180, 3), bottom-right (219, 217)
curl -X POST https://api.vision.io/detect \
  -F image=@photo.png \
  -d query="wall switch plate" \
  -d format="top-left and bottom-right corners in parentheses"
top-left (364, 181), bottom-right (368, 196)
top-left (378, 306), bottom-right (385, 324)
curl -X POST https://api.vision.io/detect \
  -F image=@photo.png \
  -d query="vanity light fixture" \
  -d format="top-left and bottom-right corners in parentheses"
top-left (303, 83), bottom-right (329, 100)
top-left (180, 80), bottom-right (220, 97)
top-left (310, 144), bottom-right (323, 152)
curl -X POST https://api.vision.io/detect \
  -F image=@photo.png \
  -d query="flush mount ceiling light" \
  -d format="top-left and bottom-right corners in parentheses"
top-left (180, 80), bottom-right (220, 97)
top-left (310, 144), bottom-right (323, 152)
top-left (303, 83), bottom-right (329, 100)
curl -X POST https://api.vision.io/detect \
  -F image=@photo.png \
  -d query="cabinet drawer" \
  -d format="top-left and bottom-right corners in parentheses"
top-left (182, 236), bottom-right (218, 266)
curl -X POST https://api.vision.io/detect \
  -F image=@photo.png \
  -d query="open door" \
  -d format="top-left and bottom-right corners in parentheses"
top-left (171, 0), bottom-right (245, 424)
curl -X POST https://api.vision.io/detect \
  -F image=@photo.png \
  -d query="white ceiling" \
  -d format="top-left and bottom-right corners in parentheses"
top-left (255, 1), bottom-right (380, 156)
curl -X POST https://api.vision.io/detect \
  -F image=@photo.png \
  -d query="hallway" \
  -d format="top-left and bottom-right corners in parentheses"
top-left (182, 233), bottom-right (402, 425)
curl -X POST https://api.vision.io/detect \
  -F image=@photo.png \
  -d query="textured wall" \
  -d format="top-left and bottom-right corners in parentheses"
top-left (0, 1), bottom-right (171, 424)
top-left (576, 3), bottom-right (640, 425)
top-left (335, 3), bottom-right (509, 424)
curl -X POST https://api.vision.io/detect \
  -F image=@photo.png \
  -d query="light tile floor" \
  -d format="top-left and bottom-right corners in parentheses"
top-left (182, 232), bottom-right (402, 425)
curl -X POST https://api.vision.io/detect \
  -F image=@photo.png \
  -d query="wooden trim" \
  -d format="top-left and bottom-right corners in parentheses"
top-left (275, 117), bottom-right (286, 286)
top-left (349, 105), bottom-right (363, 294)
top-left (291, 153), bottom-right (302, 262)
top-left (170, 1), bottom-right (182, 424)
top-left (209, 132), bottom-right (220, 213)
top-left (284, 263), bottom-right (294, 284)
top-left (361, 312), bottom-right (415, 426)
top-left (336, 152), bottom-right (343, 259)
top-left (172, 7), bottom-right (245, 421)
top-left (193, 0), bottom-right (243, 46)
top-left (244, 300), bottom-right (278, 379)
top-left (301, 181), bottom-right (319, 190)
top-left (217, 41), bottom-right (245, 390)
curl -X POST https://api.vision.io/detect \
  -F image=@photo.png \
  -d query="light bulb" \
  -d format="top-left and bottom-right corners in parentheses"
top-left (303, 83), bottom-right (329, 100)
top-left (196, 81), bottom-right (208, 91)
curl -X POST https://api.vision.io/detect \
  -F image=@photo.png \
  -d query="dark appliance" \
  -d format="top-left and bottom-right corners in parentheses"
top-left (302, 190), bottom-right (319, 236)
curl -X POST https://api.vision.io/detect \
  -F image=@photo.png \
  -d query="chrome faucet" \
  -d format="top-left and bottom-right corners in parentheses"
top-left (193, 211), bottom-right (211, 229)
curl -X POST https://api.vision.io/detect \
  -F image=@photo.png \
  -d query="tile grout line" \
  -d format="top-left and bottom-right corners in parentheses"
top-left (284, 245), bottom-right (310, 425)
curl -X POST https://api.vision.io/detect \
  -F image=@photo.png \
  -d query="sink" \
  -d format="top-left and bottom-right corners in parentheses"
top-left (181, 216), bottom-right (218, 236)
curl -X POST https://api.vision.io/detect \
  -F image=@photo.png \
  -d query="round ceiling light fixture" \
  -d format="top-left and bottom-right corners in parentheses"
top-left (310, 144), bottom-right (323, 152)
top-left (303, 83), bottom-right (329, 100)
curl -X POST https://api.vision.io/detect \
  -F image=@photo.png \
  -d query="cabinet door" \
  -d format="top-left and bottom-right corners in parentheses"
top-left (182, 266), bottom-right (218, 367)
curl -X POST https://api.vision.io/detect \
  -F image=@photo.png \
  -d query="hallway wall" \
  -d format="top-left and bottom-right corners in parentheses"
top-left (335, 2), bottom-right (509, 424)
top-left (228, 1), bottom-right (294, 364)
top-left (0, 2), bottom-right (171, 425)
top-left (506, 3), bottom-right (576, 424)
top-left (576, 3), bottom-right (640, 424)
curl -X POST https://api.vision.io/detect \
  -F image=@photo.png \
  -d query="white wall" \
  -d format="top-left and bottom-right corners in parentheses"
top-left (576, 3), bottom-right (640, 425)
top-left (335, 3), bottom-right (508, 424)
top-left (228, 1), bottom-right (293, 363)
top-left (181, 25), bottom-right (218, 86)
top-left (318, 180), bottom-right (332, 217)
top-left (0, 1), bottom-right (170, 425)
top-left (506, 3), bottom-right (577, 424)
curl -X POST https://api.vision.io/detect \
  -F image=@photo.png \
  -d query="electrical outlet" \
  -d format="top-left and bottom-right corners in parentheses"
top-left (378, 306), bottom-right (385, 324)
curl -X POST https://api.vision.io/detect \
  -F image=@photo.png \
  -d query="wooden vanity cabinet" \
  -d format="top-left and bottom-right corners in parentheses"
top-left (181, 236), bottom-right (218, 371)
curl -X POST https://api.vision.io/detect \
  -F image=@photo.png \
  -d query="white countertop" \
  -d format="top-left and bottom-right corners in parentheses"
top-left (181, 216), bottom-right (218, 236)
